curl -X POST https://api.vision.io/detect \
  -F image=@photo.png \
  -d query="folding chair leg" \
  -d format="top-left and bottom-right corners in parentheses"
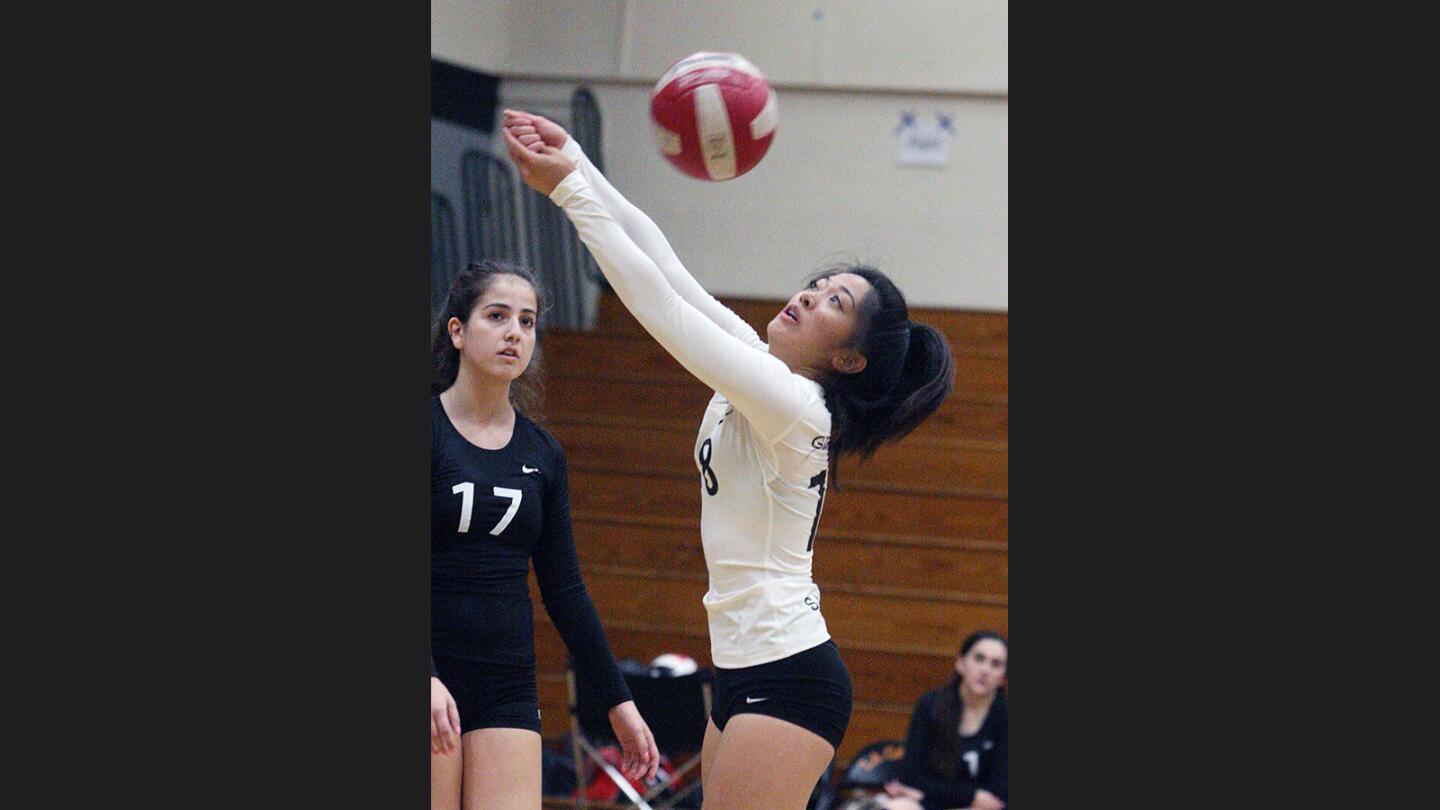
top-left (569, 666), bottom-right (655, 810)
top-left (575, 735), bottom-right (655, 810)
top-left (637, 762), bottom-right (676, 805)
top-left (643, 755), bottom-right (698, 809)
top-left (569, 667), bottom-right (716, 809)
top-left (648, 774), bottom-right (700, 810)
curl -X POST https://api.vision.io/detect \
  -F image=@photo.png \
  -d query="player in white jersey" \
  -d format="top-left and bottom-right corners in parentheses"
top-left (503, 111), bottom-right (955, 810)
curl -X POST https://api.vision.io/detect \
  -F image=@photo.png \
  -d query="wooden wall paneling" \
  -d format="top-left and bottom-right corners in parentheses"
top-left (569, 514), bottom-right (1008, 597)
top-left (546, 417), bottom-right (1008, 496)
top-left (590, 293), bottom-right (1008, 355)
top-left (566, 468), bottom-right (1006, 542)
top-left (543, 332), bottom-right (1008, 397)
top-left (544, 376), bottom-right (1008, 443)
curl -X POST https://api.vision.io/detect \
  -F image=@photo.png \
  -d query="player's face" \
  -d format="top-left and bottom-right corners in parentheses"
top-left (766, 272), bottom-right (875, 375)
top-left (452, 274), bottom-right (539, 381)
top-left (956, 639), bottom-right (1008, 698)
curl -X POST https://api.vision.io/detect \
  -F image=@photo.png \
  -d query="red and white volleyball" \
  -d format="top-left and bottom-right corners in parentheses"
top-left (649, 52), bottom-right (778, 181)
top-left (650, 652), bottom-right (698, 676)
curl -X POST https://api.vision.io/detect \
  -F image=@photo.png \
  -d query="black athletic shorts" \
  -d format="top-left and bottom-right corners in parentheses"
top-left (432, 589), bottom-right (544, 735)
top-left (711, 639), bottom-right (852, 751)
top-left (432, 654), bottom-right (542, 735)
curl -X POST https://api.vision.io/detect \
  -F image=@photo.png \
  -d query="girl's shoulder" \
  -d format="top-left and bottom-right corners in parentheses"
top-left (986, 692), bottom-right (1008, 727)
top-left (513, 412), bottom-right (566, 462)
top-left (916, 685), bottom-right (951, 710)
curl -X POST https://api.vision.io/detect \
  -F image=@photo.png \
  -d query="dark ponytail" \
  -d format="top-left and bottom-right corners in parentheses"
top-left (814, 264), bottom-right (955, 485)
top-left (430, 260), bottom-right (547, 419)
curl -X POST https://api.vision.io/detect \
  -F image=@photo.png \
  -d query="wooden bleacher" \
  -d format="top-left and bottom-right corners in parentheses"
top-left (528, 291), bottom-right (1008, 774)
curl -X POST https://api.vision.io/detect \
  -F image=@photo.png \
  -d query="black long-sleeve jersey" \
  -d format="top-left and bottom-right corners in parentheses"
top-left (899, 688), bottom-right (1008, 810)
top-left (431, 396), bottom-right (630, 711)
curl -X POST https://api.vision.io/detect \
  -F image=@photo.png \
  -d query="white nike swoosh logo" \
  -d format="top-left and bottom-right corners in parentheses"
top-left (745, 696), bottom-right (768, 704)
top-left (522, 466), bottom-right (539, 474)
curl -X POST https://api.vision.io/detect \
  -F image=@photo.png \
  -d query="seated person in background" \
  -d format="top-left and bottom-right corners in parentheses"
top-left (877, 631), bottom-right (1008, 810)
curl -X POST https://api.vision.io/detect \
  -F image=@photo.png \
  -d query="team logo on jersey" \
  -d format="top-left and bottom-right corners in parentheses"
top-left (983, 740), bottom-right (994, 750)
top-left (811, 436), bottom-right (830, 450)
top-left (804, 593), bottom-right (820, 611)
top-left (522, 465), bottom-right (539, 474)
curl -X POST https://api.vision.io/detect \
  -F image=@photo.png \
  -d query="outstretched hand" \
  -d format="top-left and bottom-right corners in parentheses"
top-left (607, 699), bottom-right (661, 783)
top-left (502, 122), bottom-right (575, 196)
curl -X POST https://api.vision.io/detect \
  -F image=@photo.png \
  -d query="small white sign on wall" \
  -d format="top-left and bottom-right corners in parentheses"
top-left (896, 111), bottom-right (955, 167)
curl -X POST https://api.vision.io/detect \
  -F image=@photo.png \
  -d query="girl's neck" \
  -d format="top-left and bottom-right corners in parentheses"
top-left (767, 341), bottom-right (822, 381)
top-left (959, 682), bottom-right (997, 715)
top-left (443, 366), bottom-right (514, 424)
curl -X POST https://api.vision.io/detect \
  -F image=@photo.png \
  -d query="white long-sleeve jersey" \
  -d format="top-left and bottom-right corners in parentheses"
top-left (550, 138), bottom-right (833, 668)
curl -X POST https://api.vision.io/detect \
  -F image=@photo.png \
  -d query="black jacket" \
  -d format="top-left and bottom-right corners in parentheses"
top-left (899, 687), bottom-right (1008, 810)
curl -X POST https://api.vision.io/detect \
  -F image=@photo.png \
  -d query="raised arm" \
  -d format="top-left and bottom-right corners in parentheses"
top-left (503, 110), bottom-right (763, 349)
top-left (503, 128), bottom-right (816, 442)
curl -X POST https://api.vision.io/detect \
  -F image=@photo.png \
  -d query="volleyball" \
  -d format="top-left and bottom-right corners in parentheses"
top-left (649, 652), bottom-right (699, 676)
top-left (649, 51), bottom-right (778, 181)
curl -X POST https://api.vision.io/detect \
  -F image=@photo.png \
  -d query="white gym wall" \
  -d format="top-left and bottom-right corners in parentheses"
top-left (432, 0), bottom-right (1008, 312)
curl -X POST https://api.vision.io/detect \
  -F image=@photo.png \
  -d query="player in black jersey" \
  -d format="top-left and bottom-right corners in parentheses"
top-left (430, 261), bottom-right (659, 810)
top-left (879, 632), bottom-right (1008, 810)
